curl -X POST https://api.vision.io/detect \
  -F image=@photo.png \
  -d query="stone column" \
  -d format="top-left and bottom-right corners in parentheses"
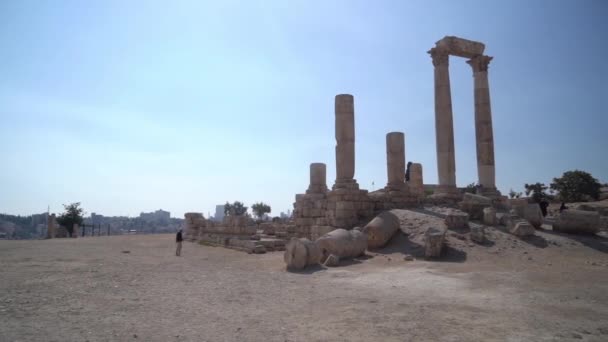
top-left (307, 163), bottom-right (328, 194)
top-left (333, 94), bottom-right (358, 190)
top-left (467, 55), bottom-right (497, 194)
top-left (72, 223), bottom-right (79, 238)
top-left (428, 48), bottom-right (457, 195)
top-left (386, 132), bottom-right (406, 190)
top-left (409, 163), bottom-right (424, 195)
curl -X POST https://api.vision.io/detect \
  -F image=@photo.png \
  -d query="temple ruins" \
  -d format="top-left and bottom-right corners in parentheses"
top-left (181, 36), bottom-right (604, 265)
top-left (428, 36), bottom-right (500, 199)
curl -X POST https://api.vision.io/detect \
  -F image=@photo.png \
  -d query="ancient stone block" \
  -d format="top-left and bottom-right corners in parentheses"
top-left (470, 225), bottom-right (485, 243)
top-left (284, 238), bottom-right (320, 270)
top-left (252, 245), bottom-right (266, 254)
top-left (523, 204), bottom-right (543, 228)
top-left (553, 210), bottom-right (600, 234)
top-left (483, 207), bottom-right (497, 226)
top-left (425, 227), bottom-right (446, 258)
top-left (310, 225), bottom-right (334, 240)
top-left (459, 193), bottom-right (492, 220)
top-left (361, 211), bottom-right (400, 249)
top-left (435, 36), bottom-right (485, 58)
top-left (445, 210), bottom-right (469, 229)
top-left (508, 198), bottom-right (529, 217)
top-left (509, 221), bottom-right (535, 237)
top-left (316, 228), bottom-right (367, 262)
top-left (323, 254), bottom-right (340, 267)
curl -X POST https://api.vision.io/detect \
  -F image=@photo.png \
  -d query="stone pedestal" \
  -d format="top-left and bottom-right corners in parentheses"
top-left (408, 163), bottom-right (424, 196)
top-left (385, 132), bottom-right (406, 191)
top-left (425, 226), bottom-right (447, 258)
top-left (333, 94), bottom-right (359, 190)
top-left (307, 163), bottom-right (328, 194)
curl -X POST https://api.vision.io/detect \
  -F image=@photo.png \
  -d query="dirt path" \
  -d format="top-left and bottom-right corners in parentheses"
top-left (1, 233), bottom-right (608, 342)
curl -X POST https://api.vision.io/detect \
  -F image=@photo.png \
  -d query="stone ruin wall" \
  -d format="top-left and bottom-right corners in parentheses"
top-left (184, 212), bottom-right (297, 253)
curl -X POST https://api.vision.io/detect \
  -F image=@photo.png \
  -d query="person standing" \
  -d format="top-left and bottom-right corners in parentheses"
top-left (175, 229), bottom-right (183, 256)
top-left (539, 200), bottom-right (549, 217)
top-left (405, 161), bottom-right (413, 182)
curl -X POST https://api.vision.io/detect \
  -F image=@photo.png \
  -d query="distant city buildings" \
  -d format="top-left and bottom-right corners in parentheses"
top-left (213, 205), bottom-right (225, 222)
top-left (139, 209), bottom-right (170, 224)
top-left (279, 210), bottom-right (292, 219)
top-left (91, 212), bottom-right (104, 225)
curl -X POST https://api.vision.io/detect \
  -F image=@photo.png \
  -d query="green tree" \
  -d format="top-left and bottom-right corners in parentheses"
top-left (508, 189), bottom-right (522, 199)
top-left (224, 201), bottom-right (248, 216)
top-left (251, 202), bottom-right (271, 220)
top-left (524, 183), bottom-right (549, 203)
top-left (463, 182), bottom-right (478, 194)
top-left (56, 202), bottom-right (84, 237)
top-left (550, 170), bottom-right (601, 202)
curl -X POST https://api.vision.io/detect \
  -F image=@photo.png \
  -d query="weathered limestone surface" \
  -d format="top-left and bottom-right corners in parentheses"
top-left (316, 228), bottom-right (367, 262)
top-left (323, 254), bottom-right (340, 267)
top-left (307, 163), bottom-right (328, 194)
top-left (459, 193), bottom-right (492, 220)
top-left (509, 198), bottom-right (529, 214)
top-left (509, 220), bottom-right (535, 237)
top-left (428, 47), bottom-right (457, 196)
top-left (467, 54), bottom-right (497, 195)
top-left (553, 210), bottom-right (600, 234)
top-left (361, 211), bottom-right (401, 249)
top-left (483, 207), bottom-right (497, 226)
top-left (386, 132), bottom-right (406, 191)
top-left (444, 210), bottom-right (469, 229)
top-left (284, 238), bottom-right (321, 270)
top-left (310, 225), bottom-right (335, 240)
top-left (425, 226), bottom-right (447, 258)
top-left (523, 204), bottom-right (543, 228)
top-left (184, 212), bottom-right (204, 240)
top-left (325, 188), bottom-right (374, 229)
top-left (435, 36), bottom-right (485, 58)
top-left (334, 94), bottom-right (358, 190)
top-left (408, 163), bottom-right (424, 195)
top-left (470, 225), bottom-right (485, 243)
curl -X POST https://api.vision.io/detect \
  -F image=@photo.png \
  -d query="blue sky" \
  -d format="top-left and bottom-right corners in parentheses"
top-left (1, 0), bottom-right (606, 218)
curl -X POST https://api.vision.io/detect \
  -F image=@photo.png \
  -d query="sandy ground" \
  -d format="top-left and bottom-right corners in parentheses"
top-left (2, 218), bottom-right (608, 342)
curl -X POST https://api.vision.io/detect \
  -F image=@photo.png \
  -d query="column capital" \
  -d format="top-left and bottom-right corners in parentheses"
top-left (428, 47), bottom-right (449, 67)
top-left (467, 55), bottom-right (493, 73)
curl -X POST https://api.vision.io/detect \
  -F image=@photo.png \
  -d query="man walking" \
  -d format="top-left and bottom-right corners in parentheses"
top-left (175, 229), bottom-right (183, 256)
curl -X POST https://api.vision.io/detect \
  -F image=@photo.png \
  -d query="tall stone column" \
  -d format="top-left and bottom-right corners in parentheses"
top-left (333, 94), bottom-right (359, 190)
top-left (467, 55), bottom-right (497, 194)
top-left (307, 163), bottom-right (328, 194)
top-left (429, 48), bottom-right (457, 195)
top-left (386, 132), bottom-right (406, 190)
